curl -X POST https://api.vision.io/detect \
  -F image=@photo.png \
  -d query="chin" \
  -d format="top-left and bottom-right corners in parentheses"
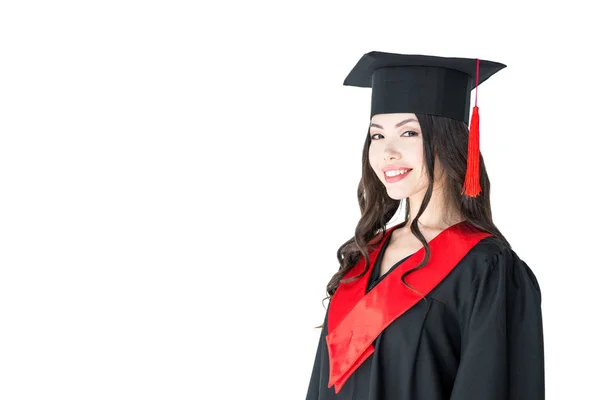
top-left (385, 187), bottom-right (413, 200)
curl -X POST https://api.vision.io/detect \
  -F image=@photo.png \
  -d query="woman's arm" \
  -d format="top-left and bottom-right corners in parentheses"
top-left (450, 247), bottom-right (545, 399)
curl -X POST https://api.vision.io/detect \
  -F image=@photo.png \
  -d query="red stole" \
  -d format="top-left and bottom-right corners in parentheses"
top-left (325, 221), bottom-right (492, 393)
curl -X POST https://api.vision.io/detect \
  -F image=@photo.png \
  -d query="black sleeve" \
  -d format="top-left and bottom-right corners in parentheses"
top-left (306, 306), bottom-right (336, 400)
top-left (306, 326), bottom-right (326, 400)
top-left (450, 247), bottom-right (545, 399)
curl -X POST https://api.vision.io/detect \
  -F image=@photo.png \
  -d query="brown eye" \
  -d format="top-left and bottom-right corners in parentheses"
top-left (402, 130), bottom-right (418, 137)
top-left (370, 133), bottom-right (383, 140)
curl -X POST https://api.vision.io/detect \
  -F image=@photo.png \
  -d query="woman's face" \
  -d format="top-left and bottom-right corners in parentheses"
top-left (368, 113), bottom-right (435, 200)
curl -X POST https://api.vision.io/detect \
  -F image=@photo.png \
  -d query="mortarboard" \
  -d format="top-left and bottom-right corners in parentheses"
top-left (344, 51), bottom-right (506, 197)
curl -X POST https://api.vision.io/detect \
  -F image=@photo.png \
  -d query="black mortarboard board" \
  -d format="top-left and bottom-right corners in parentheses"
top-left (344, 51), bottom-right (507, 198)
top-left (343, 51), bottom-right (506, 123)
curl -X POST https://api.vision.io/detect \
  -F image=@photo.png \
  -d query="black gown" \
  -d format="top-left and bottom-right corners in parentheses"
top-left (306, 232), bottom-right (545, 399)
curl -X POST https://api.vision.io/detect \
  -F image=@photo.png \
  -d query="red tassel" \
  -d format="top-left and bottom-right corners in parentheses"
top-left (462, 58), bottom-right (481, 198)
top-left (462, 106), bottom-right (481, 197)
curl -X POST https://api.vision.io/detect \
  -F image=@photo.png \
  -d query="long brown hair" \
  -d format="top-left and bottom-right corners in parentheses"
top-left (322, 113), bottom-right (510, 308)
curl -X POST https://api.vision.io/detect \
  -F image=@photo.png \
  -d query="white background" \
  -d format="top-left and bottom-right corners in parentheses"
top-left (1, 0), bottom-right (598, 399)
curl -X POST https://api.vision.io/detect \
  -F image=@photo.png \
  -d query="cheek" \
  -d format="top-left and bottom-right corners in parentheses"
top-left (368, 147), bottom-right (378, 168)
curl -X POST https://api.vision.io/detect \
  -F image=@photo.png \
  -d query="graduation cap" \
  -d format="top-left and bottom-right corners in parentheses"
top-left (344, 51), bottom-right (506, 197)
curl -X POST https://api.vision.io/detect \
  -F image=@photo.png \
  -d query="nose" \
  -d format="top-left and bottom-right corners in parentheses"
top-left (383, 148), bottom-right (401, 161)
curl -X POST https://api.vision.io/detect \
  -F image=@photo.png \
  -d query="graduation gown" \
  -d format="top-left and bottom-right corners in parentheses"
top-left (306, 222), bottom-right (544, 399)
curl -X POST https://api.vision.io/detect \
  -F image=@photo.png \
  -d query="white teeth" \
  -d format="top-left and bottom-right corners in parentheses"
top-left (385, 169), bottom-right (410, 177)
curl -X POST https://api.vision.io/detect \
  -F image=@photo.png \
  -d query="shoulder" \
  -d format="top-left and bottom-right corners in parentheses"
top-left (440, 235), bottom-right (509, 288)
top-left (469, 237), bottom-right (541, 294)
top-left (429, 236), bottom-right (542, 305)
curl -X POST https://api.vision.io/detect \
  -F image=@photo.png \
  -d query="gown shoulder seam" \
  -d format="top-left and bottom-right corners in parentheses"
top-left (427, 295), bottom-right (461, 325)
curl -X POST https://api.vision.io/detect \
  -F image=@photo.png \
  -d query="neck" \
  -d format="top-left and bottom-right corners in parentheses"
top-left (405, 184), bottom-right (463, 231)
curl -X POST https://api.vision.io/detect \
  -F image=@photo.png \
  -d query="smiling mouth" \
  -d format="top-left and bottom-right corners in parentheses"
top-left (384, 169), bottom-right (412, 183)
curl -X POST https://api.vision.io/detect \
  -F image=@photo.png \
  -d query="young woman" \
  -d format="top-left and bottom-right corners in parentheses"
top-left (305, 51), bottom-right (545, 399)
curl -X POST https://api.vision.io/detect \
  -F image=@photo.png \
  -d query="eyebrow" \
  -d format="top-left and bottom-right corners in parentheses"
top-left (369, 118), bottom-right (419, 130)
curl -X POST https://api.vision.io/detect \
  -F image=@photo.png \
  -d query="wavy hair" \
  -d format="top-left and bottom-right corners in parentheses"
top-left (321, 113), bottom-right (510, 311)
